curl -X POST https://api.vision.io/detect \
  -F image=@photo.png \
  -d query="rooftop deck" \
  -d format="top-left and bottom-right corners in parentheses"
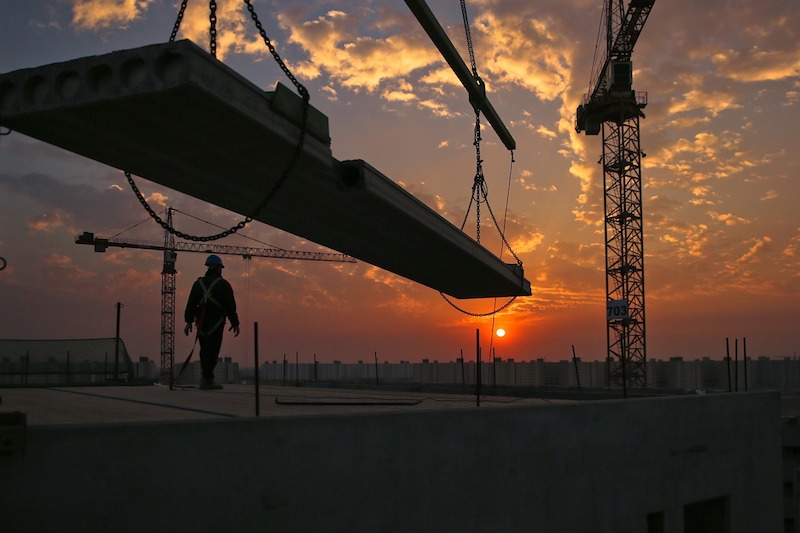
top-left (0, 383), bottom-right (565, 426)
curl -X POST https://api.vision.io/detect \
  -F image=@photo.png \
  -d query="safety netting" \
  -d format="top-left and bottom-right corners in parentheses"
top-left (0, 338), bottom-right (133, 385)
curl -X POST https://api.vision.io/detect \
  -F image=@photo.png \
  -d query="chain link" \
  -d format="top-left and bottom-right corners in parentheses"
top-left (460, 0), bottom-right (478, 78)
top-left (473, 109), bottom-right (483, 244)
top-left (169, 0), bottom-right (188, 42)
top-left (439, 1), bottom-right (523, 316)
top-left (209, 0), bottom-right (217, 58)
top-left (127, 0), bottom-right (310, 242)
top-left (483, 188), bottom-right (522, 267)
top-left (475, 182), bottom-right (481, 244)
top-left (245, 0), bottom-right (310, 102)
top-left (440, 292), bottom-right (518, 317)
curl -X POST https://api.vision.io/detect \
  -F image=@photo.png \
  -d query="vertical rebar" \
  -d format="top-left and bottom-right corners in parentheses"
top-left (115, 302), bottom-right (122, 381)
top-left (460, 349), bottom-right (465, 386)
top-left (476, 329), bottom-right (481, 407)
top-left (743, 337), bottom-right (748, 392)
top-left (254, 321), bottom-right (260, 417)
top-left (735, 338), bottom-right (739, 392)
top-left (621, 323), bottom-right (628, 399)
top-left (726, 338), bottom-right (732, 392)
top-left (492, 347), bottom-right (497, 387)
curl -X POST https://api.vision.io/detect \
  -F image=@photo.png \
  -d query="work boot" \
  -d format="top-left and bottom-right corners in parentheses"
top-left (199, 379), bottom-right (223, 390)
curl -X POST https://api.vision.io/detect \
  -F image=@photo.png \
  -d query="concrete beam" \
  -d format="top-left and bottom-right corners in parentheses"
top-left (0, 40), bottom-right (530, 298)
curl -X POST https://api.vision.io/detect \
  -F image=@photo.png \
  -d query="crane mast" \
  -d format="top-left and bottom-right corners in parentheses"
top-left (576, 0), bottom-right (655, 392)
top-left (160, 209), bottom-right (177, 386)
top-left (76, 214), bottom-right (355, 386)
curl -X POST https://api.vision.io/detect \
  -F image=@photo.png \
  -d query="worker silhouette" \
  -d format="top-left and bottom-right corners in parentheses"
top-left (184, 255), bottom-right (240, 390)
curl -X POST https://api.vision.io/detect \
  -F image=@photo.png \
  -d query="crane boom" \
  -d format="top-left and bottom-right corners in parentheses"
top-left (576, 0), bottom-right (655, 135)
top-left (585, 0), bottom-right (656, 107)
top-left (404, 0), bottom-right (516, 151)
top-left (75, 232), bottom-right (356, 263)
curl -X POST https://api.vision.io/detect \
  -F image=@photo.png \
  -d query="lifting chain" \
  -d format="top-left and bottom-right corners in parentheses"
top-left (456, 0), bottom-right (521, 267)
top-left (209, 1), bottom-right (218, 58)
top-left (460, 0), bottom-right (478, 78)
top-left (129, 0), bottom-right (310, 242)
top-left (439, 1), bottom-right (523, 317)
top-left (440, 292), bottom-right (518, 317)
top-left (169, 0), bottom-right (188, 43)
top-left (245, 0), bottom-right (310, 101)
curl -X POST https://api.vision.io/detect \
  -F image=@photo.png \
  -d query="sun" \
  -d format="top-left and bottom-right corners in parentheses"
top-left (496, 328), bottom-right (506, 338)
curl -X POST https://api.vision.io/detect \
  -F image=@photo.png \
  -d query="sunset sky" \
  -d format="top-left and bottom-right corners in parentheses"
top-left (1, 0), bottom-right (798, 367)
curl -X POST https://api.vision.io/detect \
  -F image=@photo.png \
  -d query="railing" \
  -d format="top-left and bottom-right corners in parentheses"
top-left (0, 357), bottom-right (132, 385)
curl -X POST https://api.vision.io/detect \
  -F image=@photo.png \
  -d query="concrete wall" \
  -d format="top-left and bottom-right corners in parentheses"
top-left (1, 392), bottom-right (782, 532)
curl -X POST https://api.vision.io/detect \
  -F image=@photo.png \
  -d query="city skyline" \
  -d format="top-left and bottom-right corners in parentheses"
top-left (1, 0), bottom-right (798, 365)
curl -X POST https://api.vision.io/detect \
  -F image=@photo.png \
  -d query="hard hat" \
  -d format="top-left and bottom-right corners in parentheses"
top-left (205, 255), bottom-right (224, 268)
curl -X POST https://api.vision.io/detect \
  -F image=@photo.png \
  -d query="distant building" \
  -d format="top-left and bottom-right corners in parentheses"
top-left (133, 357), bottom-right (157, 381)
top-left (257, 355), bottom-right (800, 391)
top-left (0, 337), bottom-right (133, 385)
top-left (173, 357), bottom-right (239, 386)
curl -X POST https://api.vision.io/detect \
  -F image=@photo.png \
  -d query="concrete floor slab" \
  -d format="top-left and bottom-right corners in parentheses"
top-left (0, 389), bottom-right (783, 532)
top-left (0, 384), bottom-right (562, 426)
top-left (0, 40), bottom-right (531, 298)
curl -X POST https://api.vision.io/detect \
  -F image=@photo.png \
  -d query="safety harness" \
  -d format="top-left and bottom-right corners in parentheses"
top-left (196, 277), bottom-right (226, 336)
top-left (170, 276), bottom-right (225, 389)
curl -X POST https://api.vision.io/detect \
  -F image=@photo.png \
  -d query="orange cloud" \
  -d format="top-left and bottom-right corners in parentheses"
top-left (471, 13), bottom-right (572, 102)
top-left (668, 89), bottom-right (742, 118)
top-left (146, 191), bottom-right (168, 207)
top-left (43, 253), bottom-right (95, 283)
top-left (285, 10), bottom-right (441, 92)
top-left (708, 211), bottom-right (751, 226)
top-left (71, 0), bottom-right (156, 30)
top-left (713, 48), bottom-right (800, 82)
top-left (28, 211), bottom-right (68, 232)
top-left (568, 159), bottom-right (602, 227)
top-left (176, 1), bottom-right (267, 59)
top-left (736, 235), bottom-right (773, 264)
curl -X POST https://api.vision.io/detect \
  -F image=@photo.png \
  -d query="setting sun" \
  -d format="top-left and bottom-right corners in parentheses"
top-left (496, 328), bottom-right (506, 338)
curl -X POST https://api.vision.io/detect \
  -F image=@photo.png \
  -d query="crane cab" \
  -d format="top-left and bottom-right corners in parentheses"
top-left (607, 61), bottom-right (633, 94)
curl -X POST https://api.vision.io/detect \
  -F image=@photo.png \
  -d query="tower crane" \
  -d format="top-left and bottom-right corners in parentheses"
top-left (76, 208), bottom-right (355, 385)
top-left (575, 0), bottom-right (656, 393)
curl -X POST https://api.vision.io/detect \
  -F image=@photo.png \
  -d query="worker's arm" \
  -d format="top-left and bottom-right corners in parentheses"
top-left (221, 280), bottom-right (240, 333)
top-left (183, 279), bottom-right (201, 335)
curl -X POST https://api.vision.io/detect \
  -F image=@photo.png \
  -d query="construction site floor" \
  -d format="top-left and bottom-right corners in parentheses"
top-left (0, 383), bottom-right (566, 426)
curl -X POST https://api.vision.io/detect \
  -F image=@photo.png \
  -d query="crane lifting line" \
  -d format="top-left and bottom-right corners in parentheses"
top-left (101, 207), bottom-right (349, 261)
top-left (587, 1), bottom-right (608, 95)
top-left (126, 0), bottom-right (310, 243)
top-left (122, 2), bottom-right (521, 305)
top-left (439, 0), bottom-right (522, 319)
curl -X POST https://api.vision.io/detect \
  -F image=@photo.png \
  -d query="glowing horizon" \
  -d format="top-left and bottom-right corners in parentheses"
top-left (0, 0), bottom-right (797, 365)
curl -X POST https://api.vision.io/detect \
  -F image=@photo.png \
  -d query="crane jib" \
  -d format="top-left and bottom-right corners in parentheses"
top-left (75, 232), bottom-right (356, 263)
top-left (576, 0), bottom-right (655, 135)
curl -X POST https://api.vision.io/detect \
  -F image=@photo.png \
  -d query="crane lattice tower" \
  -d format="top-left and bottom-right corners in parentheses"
top-left (160, 209), bottom-right (177, 386)
top-left (576, 0), bottom-right (655, 390)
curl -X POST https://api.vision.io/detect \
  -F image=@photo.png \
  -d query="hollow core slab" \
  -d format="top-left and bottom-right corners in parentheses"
top-left (0, 39), bottom-right (531, 299)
